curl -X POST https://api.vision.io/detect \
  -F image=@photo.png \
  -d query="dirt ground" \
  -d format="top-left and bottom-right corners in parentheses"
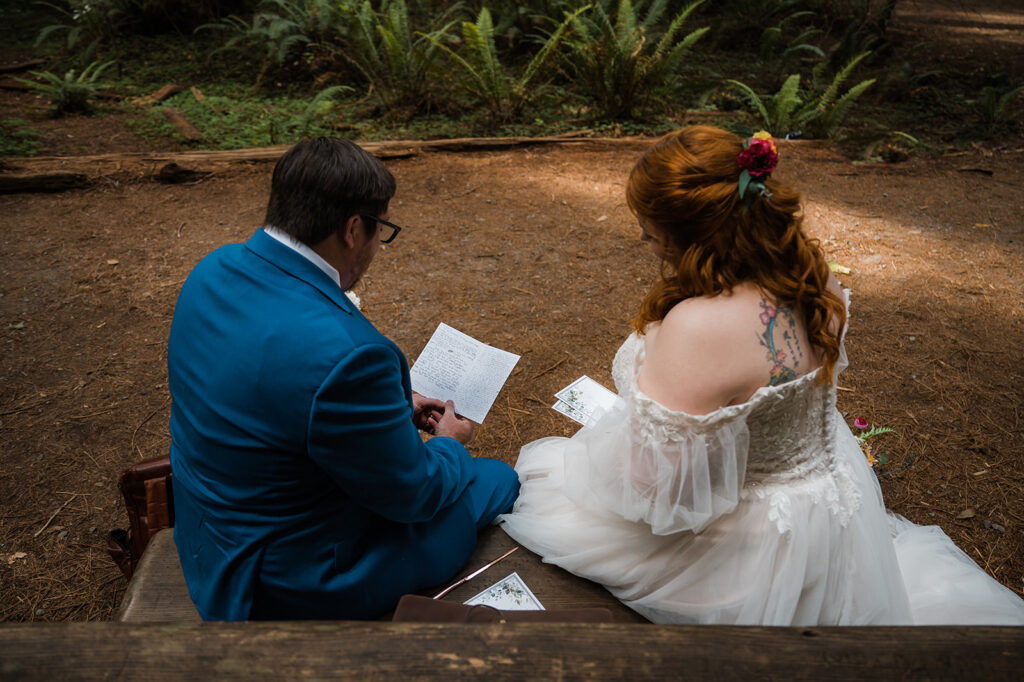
top-left (1, 0), bottom-right (1022, 623)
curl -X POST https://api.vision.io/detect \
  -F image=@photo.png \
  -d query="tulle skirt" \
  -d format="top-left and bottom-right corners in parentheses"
top-left (500, 424), bottom-right (1024, 626)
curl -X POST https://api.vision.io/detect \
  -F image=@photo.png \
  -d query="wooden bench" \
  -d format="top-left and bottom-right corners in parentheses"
top-left (96, 529), bottom-right (1023, 679)
top-left (4, 622), bottom-right (1022, 679)
top-left (116, 525), bottom-right (646, 623)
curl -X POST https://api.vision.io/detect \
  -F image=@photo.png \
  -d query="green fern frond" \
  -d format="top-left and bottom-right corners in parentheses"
top-left (772, 73), bottom-right (802, 134)
top-left (818, 50), bottom-right (871, 110)
top-left (728, 79), bottom-right (772, 130)
top-left (816, 77), bottom-right (874, 137)
top-left (642, 0), bottom-right (670, 35)
top-left (653, 0), bottom-right (705, 60)
top-left (519, 5), bottom-right (590, 91)
top-left (614, 0), bottom-right (638, 51)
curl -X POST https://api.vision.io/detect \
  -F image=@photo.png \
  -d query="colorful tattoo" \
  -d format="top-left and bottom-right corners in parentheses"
top-left (757, 298), bottom-right (803, 386)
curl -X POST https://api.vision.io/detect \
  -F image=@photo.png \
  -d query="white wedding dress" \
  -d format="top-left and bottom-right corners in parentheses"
top-left (500, 316), bottom-right (1024, 625)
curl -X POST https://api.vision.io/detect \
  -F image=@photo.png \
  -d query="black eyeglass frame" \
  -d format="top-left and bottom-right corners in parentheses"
top-left (360, 215), bottom-right (402, 244)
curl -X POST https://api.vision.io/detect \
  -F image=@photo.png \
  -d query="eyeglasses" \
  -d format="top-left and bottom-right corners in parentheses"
top-left (360, 215), bottom-right (402, 244)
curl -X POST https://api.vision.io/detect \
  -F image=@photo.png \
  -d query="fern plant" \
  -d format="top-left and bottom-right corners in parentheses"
top-left (728, 51), bottom-right (876, 139)
top-left (16, 60), bottom-right (116, 117)
top-left (197, 0), bottom-right (352, 87)
top-left (759, 11), bottom-right (824, 75)
top-left (968, 84), bottom-right (1024, 135)
top-left (289, 85), bottom-right (355, 141)
top-left (34, 0), bottom-right (138, 64)
top-left (562, 0), bottom-right (709, 120)
top-left (343, 0), bottom-right (458, 110)
top-left (427, 5), bottom-right (588, 123)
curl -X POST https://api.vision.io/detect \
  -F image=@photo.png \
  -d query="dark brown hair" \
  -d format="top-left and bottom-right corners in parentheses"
top-left (627, 126), bottom-right (846, 383)
top-left (264, 137), bottom-right (395, 245)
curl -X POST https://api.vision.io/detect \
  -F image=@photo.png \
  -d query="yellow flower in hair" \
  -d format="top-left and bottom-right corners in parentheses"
top-left (752, 130), bottom-right (778, 154)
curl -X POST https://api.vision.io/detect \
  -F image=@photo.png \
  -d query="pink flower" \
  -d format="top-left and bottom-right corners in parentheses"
top-left (738, 137), bottom-right (779, 179)
top-left (854, 418), bottom-right (869, 429)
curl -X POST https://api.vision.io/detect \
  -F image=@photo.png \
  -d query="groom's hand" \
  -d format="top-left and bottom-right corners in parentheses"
top-left (433, 400), bottom-right (476, 445)
top-left (411, 392), bottom-right (444, 433)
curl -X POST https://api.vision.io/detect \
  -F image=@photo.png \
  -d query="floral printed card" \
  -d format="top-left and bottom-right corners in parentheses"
top-left (553, 375), bottom-right (619, 425)
top-left (464, 572), bottom-right (545, 611)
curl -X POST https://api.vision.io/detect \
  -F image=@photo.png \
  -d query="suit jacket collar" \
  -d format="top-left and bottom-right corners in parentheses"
top-left (244, 228), bottom-right (356, 316)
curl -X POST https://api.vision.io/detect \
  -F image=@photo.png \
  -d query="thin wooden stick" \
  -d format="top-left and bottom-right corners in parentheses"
top-left (505, 396), bottom-right (520, 442)
top-left (531, 357), bottom-right (566, 380)
top-left (35, 495), bottom-right (78, 538)
top-left (130, 398), bottom-right (170, 459)
top-left (432, 547), bottom-right (519, 600)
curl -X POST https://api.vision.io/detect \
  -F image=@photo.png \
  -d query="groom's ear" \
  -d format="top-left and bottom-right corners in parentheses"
top-left (340, 215), bottom-right (362, 249)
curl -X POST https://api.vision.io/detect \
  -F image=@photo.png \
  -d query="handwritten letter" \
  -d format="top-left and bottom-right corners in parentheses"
top-left (410, 324), bottom-right (520, 423)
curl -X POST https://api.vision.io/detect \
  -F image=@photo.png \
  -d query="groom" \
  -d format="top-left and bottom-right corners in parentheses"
top-left (167, 137), bottom-right (519, 620)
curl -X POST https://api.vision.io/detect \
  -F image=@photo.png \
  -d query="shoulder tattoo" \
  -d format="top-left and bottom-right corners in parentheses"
top-left (757, 298), bottom-right (803, 386)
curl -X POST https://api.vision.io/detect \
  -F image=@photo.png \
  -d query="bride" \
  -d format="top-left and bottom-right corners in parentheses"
top-left (500, 126), bottom-right (1024, 625)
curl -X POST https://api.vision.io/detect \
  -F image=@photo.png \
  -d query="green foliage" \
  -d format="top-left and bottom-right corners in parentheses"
top-left (133, 85), bottom-right (353, 148)
top-left (562, 0), bottom-right (709, 120)
top-left (867, 131), bottom-right (927, 163)
top-left (196, 0), bottom-right (351, 86)
top-left (463, 0), bottom-right (583, 55)
top-left (343, 0), bottom-right (457, 110)
top-left (428, 5), bottom-right (587, 123)
top-left (812, 0), bottom-right (897, 74)
top-left (15, 59), bottom-right (116, 116)
top-left (728, 52), bottom-right (875, 139)
top-left (33, 0), bottom-right (238, 63)
top-left (968, 84), bottom-right (1024, 134)
top-left (0, 119), bottom-right (43, 157)
top-left (34, 0), bottom-right (137, 64)
top-left (759, 11), bottom-right (824, 75)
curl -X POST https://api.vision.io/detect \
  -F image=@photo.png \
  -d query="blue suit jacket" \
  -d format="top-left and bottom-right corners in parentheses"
top-left (168, 229), bottom-right (478, 620)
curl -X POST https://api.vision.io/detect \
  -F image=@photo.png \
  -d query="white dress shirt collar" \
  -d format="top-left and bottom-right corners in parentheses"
top-left (262, 225), bottom-right (341, 288)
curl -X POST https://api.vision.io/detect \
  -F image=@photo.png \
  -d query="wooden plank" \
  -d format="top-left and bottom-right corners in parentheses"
top-left (0, 622), bottom-right (1020, 680)
top-left (116, 529), bottom-right (200, 624)
top-left (115, 525), bottom-right (642, 624)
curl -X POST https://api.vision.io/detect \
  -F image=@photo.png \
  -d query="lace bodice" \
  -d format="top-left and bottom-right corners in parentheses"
top-left (588, 332), bottom-right (860, 534)
top-left (612, 333), bottom-right (838, 480)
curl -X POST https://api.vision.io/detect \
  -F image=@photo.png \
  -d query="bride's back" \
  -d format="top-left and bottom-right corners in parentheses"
top-left (638, 281), bottom-right (822, 416)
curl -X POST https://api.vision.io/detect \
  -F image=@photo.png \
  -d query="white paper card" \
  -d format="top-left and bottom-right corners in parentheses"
top-left (553, 375), bottom-right (619, 425)
top-left (464, 572), bottom-right (544, 611)
top-left (410, 323), bottom-right (520, 424)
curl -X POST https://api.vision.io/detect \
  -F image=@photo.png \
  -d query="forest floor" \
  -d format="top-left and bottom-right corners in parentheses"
top-left (1, 0), bottom-right (1022, 622)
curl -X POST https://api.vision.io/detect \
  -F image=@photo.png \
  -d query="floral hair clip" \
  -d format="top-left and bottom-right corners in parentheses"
top-left (737, 130), bottom-right (779, 205)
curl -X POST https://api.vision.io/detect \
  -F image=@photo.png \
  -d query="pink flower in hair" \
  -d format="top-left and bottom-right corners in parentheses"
top-left (738, 133), bottom-right (779, 179)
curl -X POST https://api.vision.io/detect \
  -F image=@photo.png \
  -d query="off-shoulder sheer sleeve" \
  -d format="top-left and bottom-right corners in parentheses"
top-left (559, 289), bottom-right (851, 537)
top-left (562, 392), bottom-right (755, 535)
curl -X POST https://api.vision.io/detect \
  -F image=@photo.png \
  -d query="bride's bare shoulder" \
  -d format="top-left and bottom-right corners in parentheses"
top-left (640, 285), bottom-right (766, 414)
top-left (658, 284), bottom-right (763, 336)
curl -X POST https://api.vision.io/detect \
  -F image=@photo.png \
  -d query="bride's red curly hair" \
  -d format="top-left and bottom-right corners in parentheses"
top-left (627, 126), bottom-right (846, 384)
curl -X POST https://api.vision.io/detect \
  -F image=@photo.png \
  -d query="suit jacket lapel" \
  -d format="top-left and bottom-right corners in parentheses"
top-left (244, 228), bottom-right (357, 315)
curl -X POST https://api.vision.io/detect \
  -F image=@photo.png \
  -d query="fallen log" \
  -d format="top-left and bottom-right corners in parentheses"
top-left (0, 58), bottom-right (47, 74)
top-left (0, 172), bottom-right (90, 194)
top-left (139, 83), bottom-right (186, 103)
top-left (0, 135), bottom-right (655, 194)
top-left (160, 107), bottom-right (202, 141)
